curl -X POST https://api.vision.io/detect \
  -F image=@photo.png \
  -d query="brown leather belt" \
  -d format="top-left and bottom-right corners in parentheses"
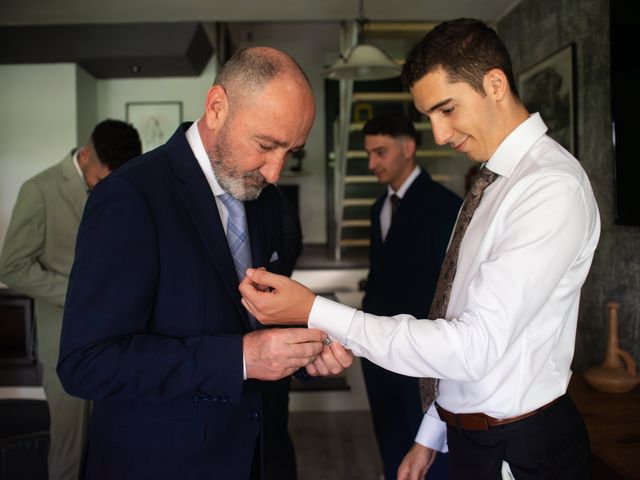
top-left (436, 397), bottom-right (560, 431)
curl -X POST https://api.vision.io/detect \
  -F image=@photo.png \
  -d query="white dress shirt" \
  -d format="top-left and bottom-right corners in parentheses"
top-left (72, 149), bottom-right (89, 189)
top-left (309, 113), bottom-right (601, 452)
top-left (380, 165), bottom-right (421, 241)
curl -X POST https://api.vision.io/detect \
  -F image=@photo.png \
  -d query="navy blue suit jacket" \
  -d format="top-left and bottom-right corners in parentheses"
top-left (363, 169), bottom-right (462, 317)
top-left (58, 124), bottom-right (292, 479)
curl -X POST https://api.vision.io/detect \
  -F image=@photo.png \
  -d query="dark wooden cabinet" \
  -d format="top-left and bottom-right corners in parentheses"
top-left (569, 375), bottom-right (640, 479)
top-left (0, 289), bottom-right (35, 365)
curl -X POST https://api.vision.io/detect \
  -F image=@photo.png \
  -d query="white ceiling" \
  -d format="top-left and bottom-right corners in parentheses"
top-left (0, 0), bottom-right (522, 25)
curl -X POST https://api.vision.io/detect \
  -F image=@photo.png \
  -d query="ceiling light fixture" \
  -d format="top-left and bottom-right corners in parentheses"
top-left (326, 0), bottom-right (401, 81)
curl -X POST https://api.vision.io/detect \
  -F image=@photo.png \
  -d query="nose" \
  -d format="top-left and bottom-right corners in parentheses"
top-left (431, 119), bottom-right (453, 146)
top-left (260, 151), bottom-right (287, 184)
top-left (367, 154), bottom-right (376, 172)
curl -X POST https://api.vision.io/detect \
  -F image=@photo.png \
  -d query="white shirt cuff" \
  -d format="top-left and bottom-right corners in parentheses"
top-left (243, 353), bottom-right (247, 380)
top-left (308, 295), bottom-right (357, 346)
top-left (415, 404), bottom-right (448, 453)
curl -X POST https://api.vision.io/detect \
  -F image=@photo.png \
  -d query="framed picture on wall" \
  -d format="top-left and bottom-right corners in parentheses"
top-left (518, 44), bottom-right (576, 155)
top-left (126, 101), bottom-right (183, 153)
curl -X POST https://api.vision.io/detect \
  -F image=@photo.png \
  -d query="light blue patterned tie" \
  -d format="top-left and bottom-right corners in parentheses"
top-left (218, 192), bottom-right (259, 329)
top-left (219, 192), bottom-right (252, 282)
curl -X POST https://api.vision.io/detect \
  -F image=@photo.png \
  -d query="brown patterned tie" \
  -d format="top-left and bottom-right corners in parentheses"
top-left (419, 165), bottom-right (498, 412)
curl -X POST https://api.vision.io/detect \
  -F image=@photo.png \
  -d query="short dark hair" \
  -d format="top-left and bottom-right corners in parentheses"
top-left (91, 119), bottom-right (142, 171)
top-left (401, 18), bottom-right (519, 99)
top-left (362, 112), bottom-right (420, 146)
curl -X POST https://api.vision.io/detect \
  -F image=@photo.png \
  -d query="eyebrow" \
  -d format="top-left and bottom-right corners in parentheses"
top-left (426, 98), bottom-right (454, 114)
top-left (255, 134), bottom-right (305, 151)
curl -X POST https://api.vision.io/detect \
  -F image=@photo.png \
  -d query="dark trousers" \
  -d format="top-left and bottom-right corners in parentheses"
top-left (446, 394), bottom-right (590, 480)
top-left (361, 359), bottom-right (448, 480)
top-left (261, 376), bottom-right (297, 480)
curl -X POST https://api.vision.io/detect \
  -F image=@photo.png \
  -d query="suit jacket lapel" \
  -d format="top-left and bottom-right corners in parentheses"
top-left (167, 125), bottom-right (250, 327)
top-left (370, 197), bottom-right (384, 247)
top-left (385, 169), bottom-right (428, 246)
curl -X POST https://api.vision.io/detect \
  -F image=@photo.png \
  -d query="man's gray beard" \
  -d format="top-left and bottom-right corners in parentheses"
top-left (210, 158), bottom-right (266, 202)
top-left (208, 120), bottom-right (268, 201)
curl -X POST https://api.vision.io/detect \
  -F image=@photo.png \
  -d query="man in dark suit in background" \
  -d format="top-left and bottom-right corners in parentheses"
top-left (57, 46), bottom-right (352, 480)
top-left (361, 112), bottom-right (461, 479)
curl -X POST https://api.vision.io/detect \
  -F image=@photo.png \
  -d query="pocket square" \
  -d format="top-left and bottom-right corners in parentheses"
top-left (269, 251), bottom-right (279, 263)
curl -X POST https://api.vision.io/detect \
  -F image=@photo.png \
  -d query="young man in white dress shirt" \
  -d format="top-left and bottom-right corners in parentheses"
top-left (240, 18), bottom-right (600, 480)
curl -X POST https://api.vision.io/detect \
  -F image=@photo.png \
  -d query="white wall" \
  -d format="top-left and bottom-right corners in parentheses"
top-left (76, 66), bottom-right (98, 145)
top-left (0, 63), bottom-right (80, 259)
top-left (96, 57), bottom-right (217, 130)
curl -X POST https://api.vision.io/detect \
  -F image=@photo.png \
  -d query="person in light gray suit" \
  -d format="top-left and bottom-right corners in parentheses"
top-left (0, 119), bottom-right (141, 480)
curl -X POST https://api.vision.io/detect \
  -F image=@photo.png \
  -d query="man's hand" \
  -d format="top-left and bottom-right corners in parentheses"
top-left (397, 443), bottom-right (436, 480)
top-left (305, 341), bottom-right (354, 376)
top-left (243, 328), bottom-right (325, 380)
top-left (239, 268), bottom-right (315, 325)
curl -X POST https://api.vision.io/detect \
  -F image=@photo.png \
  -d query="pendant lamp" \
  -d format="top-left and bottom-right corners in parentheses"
top-left (326, 0), bottom-right (400, 81)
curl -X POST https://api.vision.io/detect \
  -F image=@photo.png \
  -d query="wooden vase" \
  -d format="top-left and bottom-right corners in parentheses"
top-left (584, 302), bottom-right (640, 393)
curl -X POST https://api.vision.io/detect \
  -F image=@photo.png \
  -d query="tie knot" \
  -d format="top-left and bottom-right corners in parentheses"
top-left (470, 167), bottom-right (498, 196)
top-left (218, 192), bottom-right (244, 218)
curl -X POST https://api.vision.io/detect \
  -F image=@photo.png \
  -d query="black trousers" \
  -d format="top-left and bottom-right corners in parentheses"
top-left (446, 394), bottom-right (590, 480)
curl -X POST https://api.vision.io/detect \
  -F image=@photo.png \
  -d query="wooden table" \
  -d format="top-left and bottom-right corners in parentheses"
top-left (568, 375), bottom-right (640, 479)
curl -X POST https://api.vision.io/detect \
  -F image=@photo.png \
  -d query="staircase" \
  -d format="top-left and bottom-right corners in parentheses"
top-left (330, 22), bottom-right (458, 260)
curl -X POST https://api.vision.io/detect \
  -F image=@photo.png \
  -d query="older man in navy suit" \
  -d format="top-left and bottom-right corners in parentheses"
top-left (57, 47), bottom-right (352, 480)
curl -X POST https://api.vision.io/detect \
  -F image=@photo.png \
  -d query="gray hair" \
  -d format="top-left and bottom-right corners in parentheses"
top-left (214, 47), bottom-right (310, 105)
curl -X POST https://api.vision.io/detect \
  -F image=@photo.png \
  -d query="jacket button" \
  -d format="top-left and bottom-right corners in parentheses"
top-left (248, 410), bottom-right (259, 420)
top-left (211, 393), bottom-right (218, 402)
top-left (220, 394), bottom-right (229, 402)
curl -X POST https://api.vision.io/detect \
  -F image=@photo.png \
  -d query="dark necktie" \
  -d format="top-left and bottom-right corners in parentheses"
top-left (419, 166), bottom-right (498, 412)
top-left (390, 194), bottom-right (401, 222)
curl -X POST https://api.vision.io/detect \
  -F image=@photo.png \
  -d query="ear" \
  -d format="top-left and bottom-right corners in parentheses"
top-left (402, 137), bottom-right (417, 159)
top-left (483, 68), bottom-right (508, 101)
top-left (76, 146), bottom-right (89, 168)
top-left (203, 85), bottom-right (229, 130)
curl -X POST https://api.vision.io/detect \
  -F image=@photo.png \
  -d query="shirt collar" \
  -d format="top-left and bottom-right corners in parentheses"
top-left (72, 149), bottom-right (84, 180)
top-left (485, 112), bottom-right (548, 178)
top-left (185, 120), bottom-right (226, 197)
top-left (387, 165), bottom-right (421, 199)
